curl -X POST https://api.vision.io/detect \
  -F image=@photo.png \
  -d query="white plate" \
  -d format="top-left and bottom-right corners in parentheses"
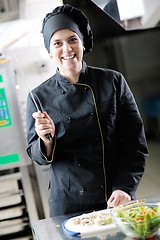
top-left (63, 209), bottom-right (117, 237)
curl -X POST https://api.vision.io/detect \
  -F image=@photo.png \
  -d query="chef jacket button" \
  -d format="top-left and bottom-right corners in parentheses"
top-left (79, 187), bottom-right (85, 196)
top-left (84, 87), bottom-right (88, 90)
top-left (67, 117), bottom-right (71, 121)
top-left (96, 137), bottom-right (99, 141)
top-left (61, 90), bottom-right (66, 94)
top-left (90, 112), bottom-right (94, 116)
top-left (78, 163), bottom-right (81, 167)
top-left (100, 185), bottom-right (104, 189)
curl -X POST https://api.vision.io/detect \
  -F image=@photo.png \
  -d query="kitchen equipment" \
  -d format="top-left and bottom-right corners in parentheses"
top-left (0, 190), bottom-right (23, 208)
top-left (0, 178), bottom-right (19, 194)
top-left (0, 206), bottom-right (25, 220)
top-left (0, 55), bottom-right (31, 169)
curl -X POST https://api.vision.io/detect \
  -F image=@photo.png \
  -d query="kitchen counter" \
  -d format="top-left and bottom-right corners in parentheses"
top-left (30, 212), bottom-right (158, 240)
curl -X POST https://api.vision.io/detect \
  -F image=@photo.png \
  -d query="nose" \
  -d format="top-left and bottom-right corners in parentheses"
top-left (63, 42), bottom-right (72, 52)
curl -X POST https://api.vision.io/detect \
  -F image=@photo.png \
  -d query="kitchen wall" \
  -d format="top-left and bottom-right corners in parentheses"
top-left (136, 141), bottom-right (160, 198)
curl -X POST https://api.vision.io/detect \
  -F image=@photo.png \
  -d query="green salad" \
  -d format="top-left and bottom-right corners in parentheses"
top-left (116, 202), bottom-right (160, 239)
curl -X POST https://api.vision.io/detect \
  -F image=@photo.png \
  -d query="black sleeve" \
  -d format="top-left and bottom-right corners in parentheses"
top-left (112, 74), bottom-right (148, 198)
top-left (25, 93), bottom-right (55, 166)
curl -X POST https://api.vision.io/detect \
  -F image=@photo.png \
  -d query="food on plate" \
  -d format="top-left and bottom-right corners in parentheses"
top-left (71, 210), bottom-right (112, 226)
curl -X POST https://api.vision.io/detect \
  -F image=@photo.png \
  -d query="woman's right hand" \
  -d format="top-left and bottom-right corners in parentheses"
top-left (32, 111), bottom-right (55, 143)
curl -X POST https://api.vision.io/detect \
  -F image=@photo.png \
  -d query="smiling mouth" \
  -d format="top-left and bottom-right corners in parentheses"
top-left (62, 54), bottom-right (76, 60)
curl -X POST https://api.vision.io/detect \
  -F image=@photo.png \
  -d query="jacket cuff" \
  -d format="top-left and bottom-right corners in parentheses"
top-left (39, 136), bottom-right (56, 163)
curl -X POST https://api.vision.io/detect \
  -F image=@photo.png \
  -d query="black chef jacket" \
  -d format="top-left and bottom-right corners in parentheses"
top-left (26, 61), bottom-right (148, 215)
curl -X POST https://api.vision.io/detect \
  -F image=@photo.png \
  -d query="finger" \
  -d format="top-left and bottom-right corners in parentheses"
top-left (38, 128), bottom-right (53, 137)
top-left (32, 111), bottom-right (45, 119)
top-left (42, 111), bottom-right (55, 131)
top-left (108, 197), bottom-right (120, 208)
top-left (35, 122), bottom-right (51, 130)
top-left (42, 111), bottom-right (53, 122)
top-left (35, 124), bottom-right (54, 140)
top-left (35, 117), bottom-right (51, 126)
top-left (35, 118), bottom-right (54, 133)
top-left (107, 196), bottom-right (114, 208)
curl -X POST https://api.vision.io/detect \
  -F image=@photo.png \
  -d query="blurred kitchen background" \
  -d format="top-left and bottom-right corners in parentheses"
top-left (0, 0), bottom-right (160, 239)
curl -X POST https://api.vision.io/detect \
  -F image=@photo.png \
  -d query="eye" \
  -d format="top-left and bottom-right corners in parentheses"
top-left (69, 37), bottom-right (78, 43)
top-left (53, 41), bottom-right (62, 47)
top-left (54, 42), bottom-right (60, 46)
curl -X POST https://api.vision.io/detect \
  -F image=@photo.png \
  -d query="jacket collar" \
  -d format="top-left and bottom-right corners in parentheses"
top-left (55, 61), bottom-right (88, 85)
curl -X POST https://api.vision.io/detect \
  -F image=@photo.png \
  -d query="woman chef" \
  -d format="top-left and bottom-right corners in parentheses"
top-left (26, 4), bottom-right (148, 217)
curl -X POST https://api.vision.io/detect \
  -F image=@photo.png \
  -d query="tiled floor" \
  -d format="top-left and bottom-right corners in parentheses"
top-left (136, 141), bottom-right (160, 198)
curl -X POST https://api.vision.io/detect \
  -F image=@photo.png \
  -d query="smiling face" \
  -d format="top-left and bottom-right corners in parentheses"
top-left (50, 28), bottom-right (84, 78)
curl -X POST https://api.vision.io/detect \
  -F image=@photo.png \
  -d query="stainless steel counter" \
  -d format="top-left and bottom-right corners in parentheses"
top-left (31, 212), bottom-right (160, 240)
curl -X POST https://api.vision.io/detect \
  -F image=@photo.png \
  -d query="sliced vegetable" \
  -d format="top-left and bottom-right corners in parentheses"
top-left (116, 203), bottom-right (160, 239)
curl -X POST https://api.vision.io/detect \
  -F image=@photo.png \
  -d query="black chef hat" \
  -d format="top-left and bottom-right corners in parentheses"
top-left (41, 4), bottom-right (93, 54)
